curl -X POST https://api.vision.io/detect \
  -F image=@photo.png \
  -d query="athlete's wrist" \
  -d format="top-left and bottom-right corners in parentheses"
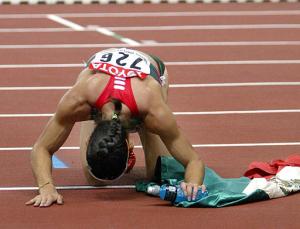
top-left (38, 182), bottom-right (56, 194)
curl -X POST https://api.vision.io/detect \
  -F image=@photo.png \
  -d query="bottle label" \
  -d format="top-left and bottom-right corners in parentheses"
top-left (163, 185), bottom-right (177, 202)
top-left (168, 186), bottom-right (176, 193)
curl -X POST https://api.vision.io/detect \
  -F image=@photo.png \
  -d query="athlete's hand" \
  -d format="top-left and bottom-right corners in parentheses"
top-left (25, 184), bottom-right (63, 207)
top-left (180, 182), bottom-right (206, 201)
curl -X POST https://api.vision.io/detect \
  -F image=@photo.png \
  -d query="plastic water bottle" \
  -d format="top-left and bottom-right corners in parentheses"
top-left (159, 184), bottom-right (208, 204)
top-left (146, 185), bottom-right (161, 197)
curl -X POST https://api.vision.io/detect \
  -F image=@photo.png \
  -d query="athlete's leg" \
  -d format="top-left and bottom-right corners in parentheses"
top-left (138, 127), bottom-right (171, 180)
top-left (138, 68), bottom-right (171, 180)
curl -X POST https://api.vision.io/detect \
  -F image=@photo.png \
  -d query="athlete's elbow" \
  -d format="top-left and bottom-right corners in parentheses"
top-left (31, 143), bottom-right (53, 159)
top-left (31, 143), bottom-right (41, 156)
top-left (30, 144), bottom-right (42, 166)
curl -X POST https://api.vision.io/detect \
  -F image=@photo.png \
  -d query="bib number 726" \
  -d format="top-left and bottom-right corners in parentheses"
top-left (100, 51), bottom-right (143, 70)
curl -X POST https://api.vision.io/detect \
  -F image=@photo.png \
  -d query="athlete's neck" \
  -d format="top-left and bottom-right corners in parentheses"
top-left (101, 102), bottom-right (131, 122)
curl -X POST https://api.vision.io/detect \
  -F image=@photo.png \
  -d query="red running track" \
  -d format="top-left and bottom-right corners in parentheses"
top-left (0, 3), bottom-right (300, 229)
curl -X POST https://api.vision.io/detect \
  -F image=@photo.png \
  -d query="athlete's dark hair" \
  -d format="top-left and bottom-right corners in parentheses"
top-left (86, 100), bottom-right (128, 180)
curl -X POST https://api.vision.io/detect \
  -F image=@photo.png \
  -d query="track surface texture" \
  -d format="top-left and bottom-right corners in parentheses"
top-left (0, 3), bottom-right (300, 229)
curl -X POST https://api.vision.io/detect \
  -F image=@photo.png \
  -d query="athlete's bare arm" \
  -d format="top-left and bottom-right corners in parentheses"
top-left (26, 79), bottom-right (91, 207)
top-left (143, 86), bottom-right (205, 201)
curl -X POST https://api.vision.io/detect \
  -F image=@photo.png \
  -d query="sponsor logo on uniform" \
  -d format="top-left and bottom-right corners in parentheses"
top-left (89, 62), bottom-right (148, 79)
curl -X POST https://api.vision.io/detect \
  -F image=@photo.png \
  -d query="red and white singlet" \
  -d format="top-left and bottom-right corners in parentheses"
top-left (88, 48), bottom-right (152, 116)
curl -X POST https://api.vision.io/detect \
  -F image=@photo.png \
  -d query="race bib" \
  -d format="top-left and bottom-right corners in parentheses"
top-left (88, 48), bottom-right (151, 79)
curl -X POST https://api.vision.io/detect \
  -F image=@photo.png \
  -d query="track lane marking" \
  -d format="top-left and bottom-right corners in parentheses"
top-left (0, 28), bottom-right (73, 32)
top-left (167, 60), bottom-right (300, 65)
top-left (52, 155), bottom-right (68, 169)
top-left (2, 60), bottom-right (300, 69)
top-left (2, 10), bottom-right (300, 19)
top-left (0, 185), bottom-right (136, 191)
top-left (47, 14), bottom-right (85, 31)
top-left (2, 110), bottom-right (300, 118)
top-left (46, 15), bottom-right (140, 46)
top-left (1, 82), bottom-right (300, 91)
top-left (2, 41), bottom-right (300, 49)
top-left (1, 24), bottom-right (300, 33)
top-left (106, 24), bottom-right (300, 31)
top-left (2, 142), bottom-right (300, 151)
top-left (95, 27), bottom-right (140, 46)
top-left (0, 64), bottom-right (83, 68)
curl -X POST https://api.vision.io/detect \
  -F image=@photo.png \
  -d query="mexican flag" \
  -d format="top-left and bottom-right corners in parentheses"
top-left (136, 155), bottom-right (300, 207)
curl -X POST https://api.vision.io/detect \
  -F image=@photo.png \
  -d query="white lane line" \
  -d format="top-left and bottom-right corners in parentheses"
top-left (94, 27), bottom-right (140, 46)
top-left (2, 142), bottom-right (300, 151)
top-left (95, 27), bottom-right (115, 36)
top-left (165, 60), bottom-right (300, 65)
top-left (170, 82), bottom-right (300, 87)
top-left (173, 110), bottom-right (300, 115)
top-left (0, 114), bottom-right (54, 117)
top-left (2, 109), bottom-right (300, 118)
top-left (2, 10), bottom-right (300, 19)
top-left (0, 64), bottom-right (83, 68)
top-left (153, 41), bottom-right (300, 47)
top-left (0, 146), bottom-right (78, 150)
top-left (1, 82), bottom-right (300, 91)
top-left (192, 142), bottom-right (300, 147)
top-left (108, 24), bottom-right (300, 31)
top-left (0, 43), bottom-right (120, 49)
top-left (2, 41), bottom-right (300, 49)
top-left (142, 40), bottom-right (158, 45)
top-left (0, 185), bottom-right (135, 191)
top-left (56, 10), bottom-right (300, 17)
top-left (0, 28), bottom-right (73, 33)
top-left (46, 14), bottom-right (85, 31)
top-left (120, 38), bottom-right (140, 46)
top-left (1, 24), bottom-right (300, 33)
top-left (0, 86), bottom-right (71, 90)
top-left (1, 60), bottom-right (300, 69)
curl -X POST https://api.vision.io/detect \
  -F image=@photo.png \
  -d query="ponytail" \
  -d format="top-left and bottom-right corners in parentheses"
top-left (87, 99), bottom-right (128, 181)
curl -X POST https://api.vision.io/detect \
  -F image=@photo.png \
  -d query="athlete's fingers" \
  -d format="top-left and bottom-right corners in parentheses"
top-left (186, 184), bottom-right (193, 201)
top-left (43, 197), bottom-right (54, 207)
top-left (192, 185), bottom-right (199, 201)
top-left (40, 196), bottom-right (48, 207)
top-left (25, 198), bottom-right (37, 205)
top-left (201, 185), bottom-right (206, 192)
top-left (33, 196), bottom-right (42, 207)
top-left (57, 195), bottom-right (64, 205)
top-left (180, 182), bottom-right (188, 197)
